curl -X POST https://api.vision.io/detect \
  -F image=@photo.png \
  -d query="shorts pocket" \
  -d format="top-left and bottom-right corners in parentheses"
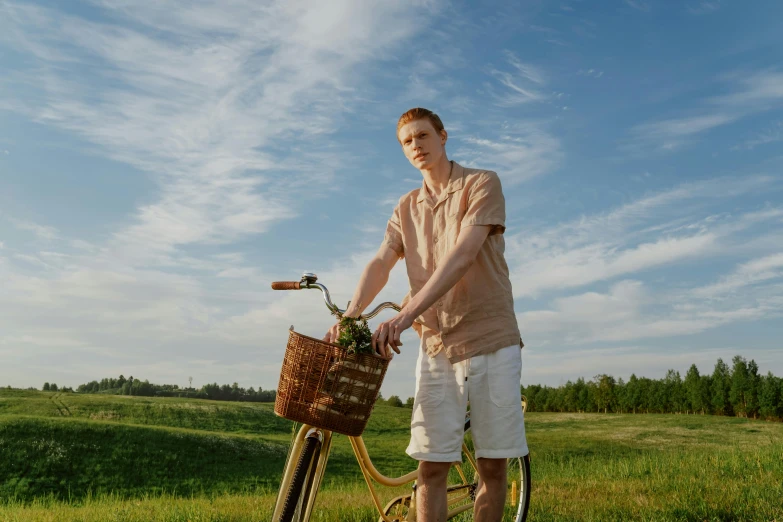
top-left (488, 347), bottom-right (522, 408)
top-left (415, 350), bottom-right (447, 407)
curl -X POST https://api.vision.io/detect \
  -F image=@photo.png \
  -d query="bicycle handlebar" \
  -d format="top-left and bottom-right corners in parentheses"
top-left (270, 273), bottom-right (401, 320)
top-left (271, 281), bottom-right (301, 290)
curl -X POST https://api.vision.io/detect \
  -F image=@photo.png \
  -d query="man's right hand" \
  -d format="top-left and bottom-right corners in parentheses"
top-left (323, 321), bottom-right (341, 344)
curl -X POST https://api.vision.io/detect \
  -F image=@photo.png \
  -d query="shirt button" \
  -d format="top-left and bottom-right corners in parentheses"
top-left (437, 301), bottom-right (444, 307)
top-left (434, 237), bottom-right (439, 243)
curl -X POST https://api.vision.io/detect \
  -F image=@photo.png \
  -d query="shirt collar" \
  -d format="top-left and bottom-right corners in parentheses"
top-left (416, 161), bottom-right (464, 204)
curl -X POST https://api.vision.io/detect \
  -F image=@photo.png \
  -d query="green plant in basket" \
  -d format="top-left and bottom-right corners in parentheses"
top-left (315, 315), bottom-right (383, 421)
top-left (335, 315), bottom-right (373, 355)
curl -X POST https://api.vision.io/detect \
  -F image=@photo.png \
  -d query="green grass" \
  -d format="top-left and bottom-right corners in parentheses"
top-left (0, 416), bottom-right (289, 501)
top-left (1, 389), bottom-right (782, 520)
top-left (519, 413), bottom-right (783, 521)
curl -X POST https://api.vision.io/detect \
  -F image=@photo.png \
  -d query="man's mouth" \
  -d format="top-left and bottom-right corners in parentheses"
top-left (414, 153), bottom-right (427, 161)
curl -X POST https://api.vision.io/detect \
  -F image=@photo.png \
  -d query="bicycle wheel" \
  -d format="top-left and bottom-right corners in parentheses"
top-left (279, 435), bottom-right (322, 522)
top-left (382, 494), bottom-right (412, 522)
top-left (507, 453), bottom-right (531, 522)
top-left (461, 419), bottom-right (531, 522)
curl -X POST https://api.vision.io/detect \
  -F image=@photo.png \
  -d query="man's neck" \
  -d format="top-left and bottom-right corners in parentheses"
top-left (421, 156), bottom-right (452, 201)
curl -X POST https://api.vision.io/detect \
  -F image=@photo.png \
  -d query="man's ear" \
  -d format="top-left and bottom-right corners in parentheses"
top-left (440, 129), bottom-right (448, 144)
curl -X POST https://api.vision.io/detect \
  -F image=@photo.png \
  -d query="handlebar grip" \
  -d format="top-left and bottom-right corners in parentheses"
top-left (271, 281), bottom-right (301, 290)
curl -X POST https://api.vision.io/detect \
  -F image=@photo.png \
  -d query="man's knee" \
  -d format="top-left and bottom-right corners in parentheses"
top-left (477, 458), bottom-right (507, 484)
top-left (418, 461), bottom-right (451, 484)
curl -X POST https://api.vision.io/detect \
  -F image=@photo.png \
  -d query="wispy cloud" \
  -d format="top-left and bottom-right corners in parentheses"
top-left (712, 70), bottom-right (783, 107)
top-left (401, 73), bottom-right (440, 102)
top-left (455, 124), bottom-right (561, 185)
top-left (11, 218), bottom-right (59, 240)
top-left (733, 121), bottom-right (783, 150)
top-left (693, 253), bottom-right (783, 298)
top-left (505, 170), bottom-right (783, 351)
top-left (12, 253), bottom-right (53, 269)
top-left (513, 233), bottom-right (717, 297)
top-left (454, 52), bottom-right (562, 184)
top-left (518, 279), bottom-right (726, 345)
top-left (631, 113), bottom-right (738, 150)
top-left (545, 38), bottom-right (568, 47)
top-left (489, 51), bottom-right (547, 106)
top-left (687, 1), bottom-right (724, 15)
top-left (624, 0), bottom-right (651, 12)
top-left (520, 265), bottom-right (783, 347)
top-left (507, 175), bottom-right (782, 297)
top-left (578, 68), bottom-right (604, 78)
top-left (504, 51), bottom-right (546, 85)
top-left (630, 70), bottom-right (783, 150)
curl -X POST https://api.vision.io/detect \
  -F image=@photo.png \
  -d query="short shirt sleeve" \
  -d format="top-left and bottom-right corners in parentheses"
top-left (384, 202), bottom-right (405, 258)
top-left (461, 171), bottom-right (506, 236)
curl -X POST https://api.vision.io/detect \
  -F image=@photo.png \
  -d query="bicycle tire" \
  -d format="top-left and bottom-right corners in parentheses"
top-left (279, 435), bottom-right (321, 522)
top-left (464, 419), bottom-right (531, 522)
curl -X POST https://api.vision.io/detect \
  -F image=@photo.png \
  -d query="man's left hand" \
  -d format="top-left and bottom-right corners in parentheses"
top-left (372, 312), bottom-right (414, 359)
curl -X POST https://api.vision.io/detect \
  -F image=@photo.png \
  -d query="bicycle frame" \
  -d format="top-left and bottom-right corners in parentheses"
top-left (271, 422), bottom-right (479, 522)
top-left (272, 426), bottom-right (334, 521)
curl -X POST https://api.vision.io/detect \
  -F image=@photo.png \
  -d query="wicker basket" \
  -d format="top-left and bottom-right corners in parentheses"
top-left (274, 329), bottom-right (390, 436)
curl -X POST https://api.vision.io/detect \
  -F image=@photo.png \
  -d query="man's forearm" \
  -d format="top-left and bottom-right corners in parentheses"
top-left (344, 258), bottom-right (392, 317)
top-left (402, 225), bottom-right (491, 321)
top-left (403, 249), bottom-right (474, 320)
top-left (368, 226), bottom-right (490, 356)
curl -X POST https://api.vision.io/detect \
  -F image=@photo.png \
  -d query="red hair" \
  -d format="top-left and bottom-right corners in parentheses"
top-left (396, 107), bottom-right (445, 142)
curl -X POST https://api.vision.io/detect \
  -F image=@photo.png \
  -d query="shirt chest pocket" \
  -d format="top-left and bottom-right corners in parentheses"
top-left (444, 211), bottom-right (462, 246)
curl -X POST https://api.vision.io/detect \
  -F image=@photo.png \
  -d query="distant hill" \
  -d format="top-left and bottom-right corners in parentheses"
top-left (0, 389), bottom-right (290, 434)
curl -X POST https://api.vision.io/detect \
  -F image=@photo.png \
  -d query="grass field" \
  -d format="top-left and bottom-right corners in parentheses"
top-left (1, 389), bottom-right (781, 521)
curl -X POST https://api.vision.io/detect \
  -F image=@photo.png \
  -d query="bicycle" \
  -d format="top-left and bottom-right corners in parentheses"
top-left (270, 272), bottom-right (531, 522)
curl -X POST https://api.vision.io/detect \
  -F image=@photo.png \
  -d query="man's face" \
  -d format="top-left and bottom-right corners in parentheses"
top-left (398, 118), bottom-right (447, 170)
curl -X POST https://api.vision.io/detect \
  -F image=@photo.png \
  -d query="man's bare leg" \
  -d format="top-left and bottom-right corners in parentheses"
top-left (474, 458), bottom-right (507, 522)
top-left (417, 461), bottom-right (451, 522)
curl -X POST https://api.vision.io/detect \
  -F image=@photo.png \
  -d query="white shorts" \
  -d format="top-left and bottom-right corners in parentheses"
top-left (405, 343), bottom-right (528, 462)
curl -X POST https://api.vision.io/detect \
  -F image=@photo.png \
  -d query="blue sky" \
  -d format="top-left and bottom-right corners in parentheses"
top-left (1, 0), bottom-right (782, 399)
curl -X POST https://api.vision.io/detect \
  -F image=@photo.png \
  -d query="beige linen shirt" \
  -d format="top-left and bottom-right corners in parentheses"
top-left (384, 161), bottom-right (523, 364)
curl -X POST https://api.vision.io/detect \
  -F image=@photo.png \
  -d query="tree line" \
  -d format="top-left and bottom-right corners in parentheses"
top-left (39, 355), bottom-right (782, 421)
top-left (67, 375), bottom-right (276, 402)
top-left (522, 355), bottom-right (783, 421)
top-left (41, 383), bottom-right (74, 393)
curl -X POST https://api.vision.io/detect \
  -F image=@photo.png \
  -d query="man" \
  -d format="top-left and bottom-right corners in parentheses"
top-left (324, 107), bottom-right (527, 522)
